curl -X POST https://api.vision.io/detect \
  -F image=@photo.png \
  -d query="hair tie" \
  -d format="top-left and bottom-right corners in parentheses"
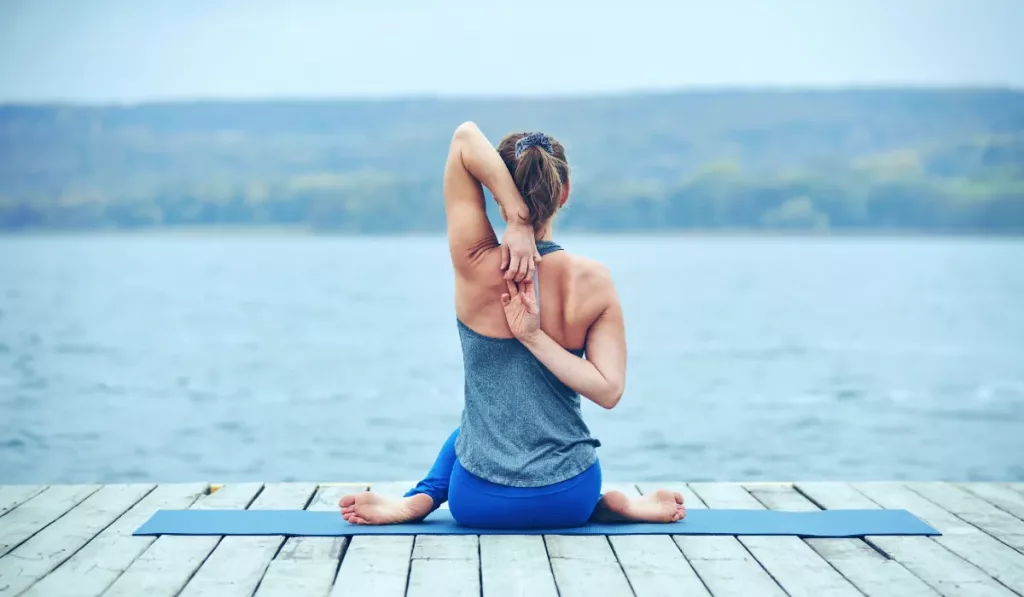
top-left (514, 132), bottom-right (554, 159)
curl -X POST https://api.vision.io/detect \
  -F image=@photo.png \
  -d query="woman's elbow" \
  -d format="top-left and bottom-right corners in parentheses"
top-left (452, 121), bottom-right (481, 143)
top-left (597, 382), bottom-right (624, 410)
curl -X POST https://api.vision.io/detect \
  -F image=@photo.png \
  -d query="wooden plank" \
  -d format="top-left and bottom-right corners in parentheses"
top-left (544, 481), bottom-right (652, 597)
top-left (480, 535), bottom-right (559, 597)
top-left (637, 483), bottom-right (787, 597)
top-left (793, 483), bottom-right (879, 511)
top-left (960, 484), bottom-right (1024, 523)
top-left (0, 484), bottom-right (154, 596)
top-left (691, 483), bottom-right (863, 597)
top-left (854, 483), bottom-right (979, 536)
top-left (407, 535), bottom-right (480, 597)
top-left (545, 535), bottom-right (634, 597)
top-left (255, 484), bottom-right (366, 597)
top-left (746, 483), bottom-right (938, 597)
top-left (0, 485), bottom-right (100, 557)
top-left (21, 483), bottom-right (208, 597)
top-left (908, 483), bottom-right (1024, 552)
top-left (331, 536), bottom-right (413, 597)
top-left (606, 483), bottom-right (710, 597)
top-left (689, 482), bottom-right (777, 509)
top-left (0, 487), bottom-right (46, 518)
top-left (611, 533), bottom-right (711, 596)
top-left (178, 483), bottom-right (318, 597)
top-left (854, 482), bottom-right (1024, 595)
top-left (805, 540), bottom-right (942, 597)
top-left (330, 482), bottom-right (412, 597)
top-left (798, 482), bottom-right (1017, 597)
top-left (103, 483), bottom-right (264, 597)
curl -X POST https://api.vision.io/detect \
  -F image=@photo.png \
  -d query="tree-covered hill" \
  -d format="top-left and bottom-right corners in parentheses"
top-left (1, 89), bottom-right (1022, 232)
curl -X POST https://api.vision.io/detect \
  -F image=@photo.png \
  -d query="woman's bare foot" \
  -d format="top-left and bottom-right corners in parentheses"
top-left (338, 492), bottom-right (434, 525)
top-left (593, 489), bottom-right (686, 523)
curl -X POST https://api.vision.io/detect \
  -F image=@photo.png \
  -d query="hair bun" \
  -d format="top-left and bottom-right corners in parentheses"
top-left (514, 132), bottom-right (554, 159)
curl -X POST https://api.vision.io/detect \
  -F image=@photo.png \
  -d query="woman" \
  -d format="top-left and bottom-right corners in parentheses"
top-left (339, 122), bottom-right (685, 529)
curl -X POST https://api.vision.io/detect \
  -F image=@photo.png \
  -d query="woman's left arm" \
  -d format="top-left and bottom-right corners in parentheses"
top-left (501, 274), bottom-right (627, 410)
top-left (444, 121), bottom-right (540, 282)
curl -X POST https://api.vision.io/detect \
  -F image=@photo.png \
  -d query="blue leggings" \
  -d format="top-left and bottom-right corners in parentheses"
top-left (404, 428), bottom-right (603, 529)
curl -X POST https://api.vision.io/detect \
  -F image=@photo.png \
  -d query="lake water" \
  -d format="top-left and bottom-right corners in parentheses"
top-left (1, 234), bottom-right (1022, 485)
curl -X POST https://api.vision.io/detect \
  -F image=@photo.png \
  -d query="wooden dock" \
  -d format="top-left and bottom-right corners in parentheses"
top-left (1, 482), bottom-right (1023, 596)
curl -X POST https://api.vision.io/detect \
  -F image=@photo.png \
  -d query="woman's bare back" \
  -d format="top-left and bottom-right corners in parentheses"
top-left (454, 243), bottom-right (615, 351)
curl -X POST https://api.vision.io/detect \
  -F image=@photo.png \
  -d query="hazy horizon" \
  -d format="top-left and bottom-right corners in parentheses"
top-left (2, 0), bottom-right (1022, 103)
top-left (5, 84), bottom-right (1023, 108)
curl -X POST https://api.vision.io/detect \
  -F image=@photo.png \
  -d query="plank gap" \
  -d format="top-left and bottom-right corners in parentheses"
top-left (742, 542), bottom-right (791, 597)
top-left (1, 484), bottom-right (159, 596)
top-left (665, 528), bottom-right (716, 597)
top-left (180, 535), bottom-right (227, 592)
top-left (542, 536), bottom-right (564, 597)
top-left (34, 484), bottom-right (208, 597)
top-left (603, 535), bottom-right (639, 597)
top-left (748, 485), bottom-right (878, 591)
top-left (904, 482), bottom-right (1024, 555)
top-left (247, 484), bottom-right (266, 504)
top-left (959, 484), bottom-right (1024, 525)
top-left (792, 482), bottom-right (830, 510)
top-left (850, 482), bottom-right (1024, 596)
top-left (0, 485), bottom-right (102, 558)
top-left (330, 524), bottom-right (353, 589)
top-left (0, 485), bottom-right (49, 519)
top-left (476, 534), bottom-right (483, 597)
top-left (403, 538), bottom-right (414, 596)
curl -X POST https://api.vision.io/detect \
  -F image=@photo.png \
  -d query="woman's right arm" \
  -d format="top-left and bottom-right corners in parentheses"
top-left (445, 121), bottom-right (540, 281)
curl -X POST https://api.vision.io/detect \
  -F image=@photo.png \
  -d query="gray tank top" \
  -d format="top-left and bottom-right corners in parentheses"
top-left (454, 240), bottom-right (601, 487)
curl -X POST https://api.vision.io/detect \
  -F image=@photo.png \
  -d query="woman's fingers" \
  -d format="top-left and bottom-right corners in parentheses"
top-left (500, 244), bottom-right (510, 271)
top-left (506, 256), bottom-right (523, 282)
top-left (516, 256), bottom-right (530, 282)
top-left (521, 280), bottom-right (536, 312)
top-left (505, 279), bottom-right (518, 298)
top-left (500, 292), bottom-right (511, 306)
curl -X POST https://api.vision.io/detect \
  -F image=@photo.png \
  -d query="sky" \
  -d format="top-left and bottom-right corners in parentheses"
top-left (0, 0), bottom-right (1022, 103)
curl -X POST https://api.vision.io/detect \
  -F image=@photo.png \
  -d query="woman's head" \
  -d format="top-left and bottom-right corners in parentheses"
top-left (497, 132), bottom-right (570, 231)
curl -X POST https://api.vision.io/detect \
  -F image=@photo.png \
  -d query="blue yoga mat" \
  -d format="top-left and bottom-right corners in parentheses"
top-left (134, 508), bottom-right (939, 537)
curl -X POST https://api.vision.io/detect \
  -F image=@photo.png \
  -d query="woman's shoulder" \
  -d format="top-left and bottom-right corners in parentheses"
top-left (559, 252), bottom-right (617, 304)
top-left (563, 252), bottom-right (612, 282)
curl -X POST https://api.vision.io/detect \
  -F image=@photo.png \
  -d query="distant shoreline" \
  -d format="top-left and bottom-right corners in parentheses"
top-left (1, 225), bottom-right (1022, 240)
top-left (4, 92), bottom-right (1021, 234)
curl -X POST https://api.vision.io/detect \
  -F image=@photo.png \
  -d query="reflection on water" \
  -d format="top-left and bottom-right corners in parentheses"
top-left (1, 234), bottom-right (1022, 483)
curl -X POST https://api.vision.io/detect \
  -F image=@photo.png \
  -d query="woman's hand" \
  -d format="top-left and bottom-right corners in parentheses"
top-left (501, 279), bottom-right (540, 342)
top-left (501, 222), bottom-right (541, 283)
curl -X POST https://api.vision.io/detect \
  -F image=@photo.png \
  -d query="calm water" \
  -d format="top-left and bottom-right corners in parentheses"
top-left (1, 234), bottom-right (1022, 485)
